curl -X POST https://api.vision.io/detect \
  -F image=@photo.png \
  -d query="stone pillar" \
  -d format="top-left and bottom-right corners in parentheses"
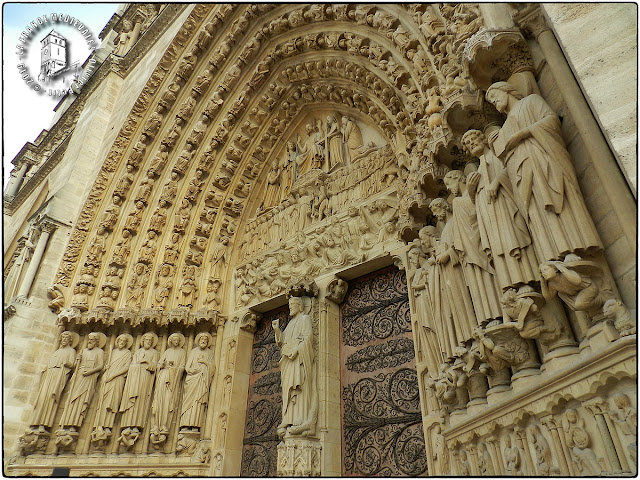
top-left (583, 400), bottom-right (623, 472)
top-left (204, 317), bottom-right (226, 439)
top-left (486, 435), bottom-right (505, 475)
top-left (517, 6), bottom-right (637, 255)
top-left (514, 427), bottom-right (535, 476)
top-left (315, 276), bottom-right (346, 477)
top-left (16, 221), bottom-right (55, 299)
top-left (541, 415), bottom-right (573, 476)
top-left (4, 162), bottom-right (29, 198)
top-left (479, 3), bottom-right (516, 29)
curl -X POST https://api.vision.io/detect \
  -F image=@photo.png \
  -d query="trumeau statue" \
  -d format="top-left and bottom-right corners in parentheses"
top-left (273, 296), bottom-right (317, 437)
top-left (179, 332), bottom-right (215, 431)
top-left (29, 331), bottom-right (78, 430)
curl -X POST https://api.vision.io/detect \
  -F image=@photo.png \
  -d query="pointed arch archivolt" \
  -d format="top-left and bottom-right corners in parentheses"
top-left (54, 3), bottom-right (488, 317)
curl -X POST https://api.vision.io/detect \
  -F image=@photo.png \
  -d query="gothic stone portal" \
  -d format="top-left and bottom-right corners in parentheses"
top-left (340, 266), bottom-right (428, 476)
top-left (240, 306), bottom-right (289, 476)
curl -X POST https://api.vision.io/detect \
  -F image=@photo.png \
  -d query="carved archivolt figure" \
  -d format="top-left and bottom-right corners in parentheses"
top-left (462, 129), bottom-right (538, 292)
top-left (273, 296), bottom-right (317, 437)
top-left (93, 334), bottom-right (133, 433)
top-left (151, 333), bottom-right (186, 441)
top-left (180, 333), bottom-right (215, 431)
top-left (154, 264), bottom-right (174, 309)
top-left (29, 331), bottom-right (78, 431)
top-left (485, 81), bottom-right (602, 262)
top-left (564, 408), bottom-right (602, 475)
top-left (119, 332), bottom-right (159, 431)
top-left (59, 332), bottom-right (106, 429)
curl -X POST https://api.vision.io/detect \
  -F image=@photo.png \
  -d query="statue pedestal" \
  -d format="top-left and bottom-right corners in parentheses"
top-left (276, 436), bottom-right (321, 477)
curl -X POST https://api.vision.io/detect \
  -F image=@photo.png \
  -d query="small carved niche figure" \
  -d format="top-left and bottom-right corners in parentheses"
top-left (204, 278), bottom-right (222, 308)
top-left (478, 442), bottom-right (495, 475)
top-left (154, 264), bottom-right (174, 309)
top-left (125, 263), bottom-right (149, 309)
top-left (179, 265), bottom-right (199, 307)
top-left (564, 408), bottom-right (602, 475)
top-left (59, 332), bottom-right (106, 430)
top-left (432, 423), bottom-right (450, 474)
top-left (610, 393), bottom-right (637, 466)
top-left (504, 434), bottom-right (522, 475)
top-left (118, 332), bottom-right (159, 448)
top-left (150, 332), bottom-right (186, 447)
top-left (100, 195), bottom-right (122, 231)
top-left (92, 334), bottom-right (133, 447)
top-left (179, 332), bottom-right (215, 432)
top-left (114, 20), bottom-right (134, 56)
top-left (273, 296), bottom-right (317, 437)
top-left (530, 424), bottom-right (555, 476)
top-left (29, 331), bottom-right (78, 432)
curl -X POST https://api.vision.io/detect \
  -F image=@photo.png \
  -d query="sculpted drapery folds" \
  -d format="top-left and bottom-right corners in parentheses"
top-left (59, 333), bottom-right (106, 428)
top-left (30, 331), bottom-right (78, 430)
top-left (151, 333), bottom-right (186, 437)
top-left (119, 332), bottom-right (159, 430)
top-left (429, 197), bottom-right (476, 357)
top-left (461, 129), bottom-right (539, 292)
top-left (180, 332), bottom-right (215, 430)
top-left (443, 170), bottom-right (502, 325)
top-left (273, 296), bottom-right (317, 437)
top-left (93, 334), bottom-right (133, 431)
top-left (485, 81), bottom-right (602, 262)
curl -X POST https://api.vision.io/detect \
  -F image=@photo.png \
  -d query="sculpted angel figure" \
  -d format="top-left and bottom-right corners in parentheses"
top-left (273, 296), bottom-right (317, 437)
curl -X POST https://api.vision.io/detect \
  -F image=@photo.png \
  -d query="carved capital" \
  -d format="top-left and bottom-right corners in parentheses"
top-left (240, 311), bottom-right (261, 333)
top-left (515, 5), bottom-right (552, 40)
top-left (57, 307), bottom-right (82, 326)
top-left (582, 399), bottom-right (608, 416)
top-left (540, 414), bottom-right (560, 431)
top-left (325, 277), bottom-right (348, 304)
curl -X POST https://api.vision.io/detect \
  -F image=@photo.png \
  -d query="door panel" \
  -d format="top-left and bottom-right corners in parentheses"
top-left (340, 266), bottom-right (428, 476)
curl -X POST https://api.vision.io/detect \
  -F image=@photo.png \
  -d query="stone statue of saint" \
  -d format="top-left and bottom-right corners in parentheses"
top-left (180, 332), bottom-right (216, 431)
top-left (151, 332), bottom-right (186, 438)
top-left (29, 331), bottom-right (78, 431)
top-left (443, 170), bottom-right (502, 324)
top-left (93, 334), bottom-right (133, 432)
top-left (59, 332), bottom-right (106, 429)
top-left (341, 115), bottom-right (364, 161)
top-left (462, 129), bottom-right (539, 292)
top-left (485, 81), bottom-right (602, 262)
top-left (119, 332), bottom-right (159, 431)
top-left (273, 296), bottom-right (317, 437)
top-left (326, 115), bottom-right (346, 170)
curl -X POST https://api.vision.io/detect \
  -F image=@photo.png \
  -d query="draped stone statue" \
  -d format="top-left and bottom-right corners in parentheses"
top-left (461, 129), bottom-right (539, 292)
top-left (180, 332), bottom-right (216, 431)
top-left (564, 408), bottom-right (602, 475)
top-left (119, 332), bottom-right (159, 446)
top-left (59, 332), bottom-right (106, 429)
top-left (92, 334), bottom-right (133, 444)
top-left (341, 115), bottom-right (364, 161)
top-left (326, 115), bottom-right (346, 170)
top-left (443, 170), bottom-right (502, 324)
top-left (151, 333), bottom-right (186, 445)
top-left (429, 197), bottom-right (477, 353)
top-left (29, 331), bottom-right (78, 431)
top-left (273, 296), bottom-right (317, 437)
top-left (485, 81), bottom-right (602, 262)
top-left (280, 141), bottom-right (297, 199)
top-left (296, 123), bottom-right (321, 177)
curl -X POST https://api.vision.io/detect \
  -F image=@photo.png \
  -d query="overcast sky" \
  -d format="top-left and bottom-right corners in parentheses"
top-left (3, 3), bottom-right (119, 187)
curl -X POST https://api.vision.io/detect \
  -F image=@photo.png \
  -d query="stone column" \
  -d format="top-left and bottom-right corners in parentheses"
top-left (517, 6), bottom-right (637, 254)
top-left (315, 276), bottom-right (347, 477)
top-left (16, 221), bottom-right (55, 299)
top-left (4, 161), bottom-right (29, 198)
top-left (486, 435), bottom-right (505, 475)
top-left (583, 400), bottom-right (623, 472)
top-left (514, 427), bottom-right (535, 476)
top-left (541, 415), bottom-right (573, 476)
top-left (205, 316), bottom-right (226, 438)
top-left (479, 3), bottom-right (516, 29)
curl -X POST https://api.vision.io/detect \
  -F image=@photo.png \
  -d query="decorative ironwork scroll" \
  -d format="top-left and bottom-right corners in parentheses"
top-left (340, 266), bottom-right (428, 476)
top-left (240, 306), bottom-right (289, 477)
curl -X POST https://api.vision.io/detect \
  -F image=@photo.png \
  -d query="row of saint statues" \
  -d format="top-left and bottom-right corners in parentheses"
top-left (409, 81), bottom-right (632, 397)
top-left (22, 330), bottom-right (215, 454)
top-left (260, 113), bottom-right (368, 211)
